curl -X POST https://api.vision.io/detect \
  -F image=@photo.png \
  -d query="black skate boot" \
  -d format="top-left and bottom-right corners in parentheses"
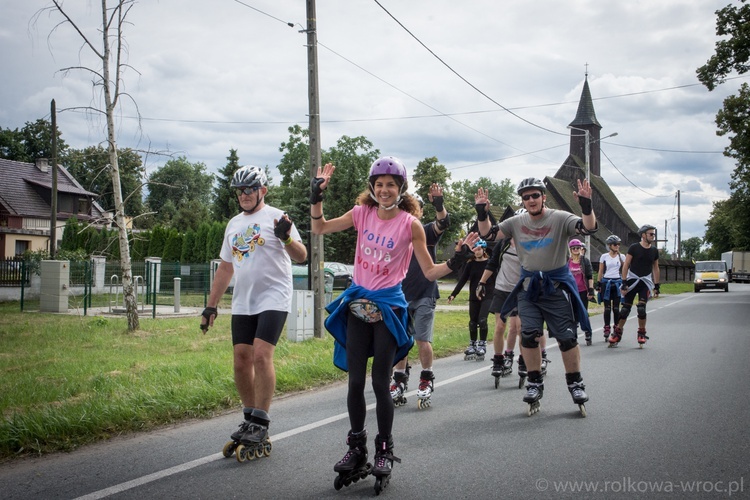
top-left (585, 330), bottom-right (592, 346)
top-left (603, 325), bottom-right (611, 341)
top-left (566, 373), bottom-right (588, 417)
top-left (416, 370), bottom-right (434, 409)
top-left (235, 417), bottom-right (272, 462)
top-left (475, 340), bottom-right (487, 361)
top-left (608, 326), bottom-right (623, 347)
top-left (372, 434), bottom-right (401, 495)
top-left (637, 328), bottom-right (649, 348)
top-left (389, 371), bottom-right (409, 407)
top-left (334, 430), bottom-right (371, 490)
top-left (540, 351), bottom-right (551, 377)
top-left (517, 354), bottom-right (527, 389)
top-left (223, 419), bottom-right (251, 460)
top-left (464, 340), bottom-right (477, 361)
top-left (523, 371), bottom-right (544, 416)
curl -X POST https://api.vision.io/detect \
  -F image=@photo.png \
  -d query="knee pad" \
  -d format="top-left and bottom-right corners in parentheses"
top-left (637, 301), bottom-right (647, 319)
top-left (478, 318), bottom-right (488, 330)
top-left (620, 304), bottom-right (632, 320)
top-left (557, 337), bottom-right (578, 352)
top-left (521, 330), bottom-right (542, 349)
top-left (469, 321), bottom-right (478, 332)
top-left (603, 304), bottom-right (612, 315)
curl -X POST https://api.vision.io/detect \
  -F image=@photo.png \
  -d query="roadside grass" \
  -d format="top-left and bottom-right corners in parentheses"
top-left (0, 282), bottom-right (687, 461)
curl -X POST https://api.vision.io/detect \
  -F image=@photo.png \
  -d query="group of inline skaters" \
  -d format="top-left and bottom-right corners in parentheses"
top-left (198, 157), bottom-right (660, 494)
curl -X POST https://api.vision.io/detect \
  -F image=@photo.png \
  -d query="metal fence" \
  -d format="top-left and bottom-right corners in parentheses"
top-left (0, 257), bottom-right (29, 287)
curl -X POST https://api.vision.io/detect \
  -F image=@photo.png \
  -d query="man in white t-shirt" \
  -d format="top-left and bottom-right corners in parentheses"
top-left (200, 165), bottom-right (307, 459)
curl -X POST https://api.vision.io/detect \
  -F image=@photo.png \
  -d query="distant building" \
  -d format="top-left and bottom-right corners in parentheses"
top-left (492, 75), bottom-right (639, 263)
top-left (0, 157), bottom-right (110, 258)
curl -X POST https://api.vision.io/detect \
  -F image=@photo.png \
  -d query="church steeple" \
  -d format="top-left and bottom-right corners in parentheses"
top-left (568, 72), bottom-right (604, 176)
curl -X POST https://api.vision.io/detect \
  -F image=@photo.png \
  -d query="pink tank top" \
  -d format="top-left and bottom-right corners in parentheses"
top-left (351, 205), bottom-right (415, 290)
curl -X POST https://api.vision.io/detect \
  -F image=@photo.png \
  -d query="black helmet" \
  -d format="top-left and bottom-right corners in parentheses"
top-left (605, 235), bottom-right (621, 245)
top-left (517, 177), bottom-right (545, 196)
top-left (637, 224), bottom-right (656, 236)
top-left (231, 165), bottom-right (267, 189)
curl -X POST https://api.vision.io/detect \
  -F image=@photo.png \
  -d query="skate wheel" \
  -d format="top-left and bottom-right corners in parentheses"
top-left (579, 404), bottom-right (587, 417)
top-left (518, 377), bottom-right (526, 389)
top-left (235, 444), bottom-right (247, 463)
top-left (374, 477), bottom-right (384, 495)
top-left (263, 440), bottom-right (273, 456)
top-left (222, 441), bottom-right (237, 458)
top-left (254, 446), bottom-right (264, 459)
top-left (334, 476), bottom-right (344, 491)
top-left (494, 376), bottom-right (499, 389)
top-left (527, 402), bottom-right (540, 417)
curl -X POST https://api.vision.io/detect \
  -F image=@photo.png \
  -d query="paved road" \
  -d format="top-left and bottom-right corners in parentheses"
top-left (2, 285), bottom-right (749, 499)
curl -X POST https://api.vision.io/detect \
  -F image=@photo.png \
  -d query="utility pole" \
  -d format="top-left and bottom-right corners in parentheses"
top-left (50, 99), bottom-right (58, 259)
top-left (305, 0), bottom-right (325, 338)
top-left (677, 190), bottom-right (682, 259)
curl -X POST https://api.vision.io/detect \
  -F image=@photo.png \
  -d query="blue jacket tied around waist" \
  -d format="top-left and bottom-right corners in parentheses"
top-left (325, 283), bottom-right (413, 372)
top-left (501, 265), bottom-right (592, 333)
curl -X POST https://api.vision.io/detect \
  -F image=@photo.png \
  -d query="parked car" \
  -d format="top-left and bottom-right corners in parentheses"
top-left (324, 262), bottom-right (353, 289)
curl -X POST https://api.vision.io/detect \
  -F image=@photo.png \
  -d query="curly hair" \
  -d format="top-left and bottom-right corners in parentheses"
top-left (355, 177), bottom-right (420, 217)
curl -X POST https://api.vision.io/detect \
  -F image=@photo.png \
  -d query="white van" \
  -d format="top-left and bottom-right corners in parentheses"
top-left (693, 261), bottom-right (729, 293)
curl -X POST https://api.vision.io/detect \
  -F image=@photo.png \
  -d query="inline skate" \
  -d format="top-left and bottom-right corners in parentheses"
top-left (585, 331), bottom-right (592, 346)
top-left (463, 340), bottom-right (477, 361)
top-left (416, 370), bottom-right (434, 409)
top-left (517, 354), bottom-right (527, 389)
top-left (475, 340), bottom-right (487, 361)
top-left (389, 370), bottom-right (409, 407)
top-left (637, 328), bottom-right (649, 348)
top-left (540, 352), bottom-right (550, 377)
top-left (608, 326), bottom-right (623, 348)
top-left (603, 325), bottom-right (611, 341)
top-left (334, 430), bottom-right (371, 490)
top-left (523, 372), bottom-right (544, 416)
top-left (567, 377), bottom-right (588, 417)
top-left (223, 419), bottom-right (272, 463)
top-left (372, 434), bottom-right (401, 495)
top-left (491, 352), bottom-right (513, 389)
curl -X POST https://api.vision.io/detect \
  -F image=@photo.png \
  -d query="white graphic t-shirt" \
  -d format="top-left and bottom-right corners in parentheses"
top-left (219, 206), bottom-right (301, 315)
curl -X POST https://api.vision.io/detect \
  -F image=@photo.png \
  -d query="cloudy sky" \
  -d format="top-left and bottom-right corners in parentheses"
top-left (1, 0), bottom-right (746, 249)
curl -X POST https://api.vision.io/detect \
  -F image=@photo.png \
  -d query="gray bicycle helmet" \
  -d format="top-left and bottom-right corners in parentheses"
top-left (637, 224), bottom-right (656, 236)
top-left (605, 234), bottom-right (622, 245)
top-left (517, 177), bottom-right (545, 195)
top-left (412, 193), bottom-right (424, 208)
top-left (231, 165), bottom-right (267, 189)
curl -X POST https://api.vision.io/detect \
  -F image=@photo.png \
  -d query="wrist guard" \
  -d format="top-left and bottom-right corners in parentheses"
top-left (654, 283), bottom-right (660, 293)
top-left (447, 244), bottom-right (472, 271)
top-left (431, 195), bottom-right (444, 213)
top-left (476, 282), bottom-right (486, 300)
top-left (200, 306), bottom-right (218, 332)
top-left (475, 203), bottom-right (488, 221)
top-left (588, 287), bottom-right (595, 295)
top-left (310, 177), bottom-right (325, 204)
top-left (579, 196), bottom-right (592, 215)
top-left (274, 216), bottom-right (292, 239)
top-left (436, 214), bottom-right (450, 231)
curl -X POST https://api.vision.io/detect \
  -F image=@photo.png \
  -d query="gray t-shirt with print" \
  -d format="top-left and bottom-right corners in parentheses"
top-left (497, 209), bottom-right (580, 272)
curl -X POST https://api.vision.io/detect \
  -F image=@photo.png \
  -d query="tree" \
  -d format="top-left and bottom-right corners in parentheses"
top-left (212, 149), bottom-right (241, 221)
top-left (697, 0), bottom-right (750, 254)
top-left (146, 156), bottom-right (214, 228)
top-left (0, 119), bottom-right (68, 162)
top-left (451, 177), bottom-right (517, 232)
top-left (42, 0), bottom-right (141, 330)
top-left (681, 237), bottom-right (705, 262)
top-left (65, 145), bottom-right (145, 217)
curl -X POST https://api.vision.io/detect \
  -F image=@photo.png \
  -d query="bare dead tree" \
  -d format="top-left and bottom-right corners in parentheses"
top-left (42, 0), bottom-right (141, 330)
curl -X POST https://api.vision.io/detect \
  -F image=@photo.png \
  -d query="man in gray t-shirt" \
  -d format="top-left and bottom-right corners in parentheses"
top-left (477, 177), bottom-right (597, 416)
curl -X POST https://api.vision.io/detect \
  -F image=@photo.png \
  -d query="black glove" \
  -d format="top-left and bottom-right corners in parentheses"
top-left (200, 307), bottom-right (218, 332)
top-left (447, 244), bottom-right (472, 271)
top-left (476, 282), bottom-right (487, 300)
top-left (436, 214), bottom-right (450, 231)
top-left (579, 195), bottom-right (592, 215)
top-left (588, 287), bottom-right (595, 296)
top-left (654, 283), bottom-right (660, 295)
top-left (310, 177), bottom-right (325, 204)
top-left (475, 203), bottom-right (488, 221)
top-left (431, 195), bottom-right (444, 213)
top-left (274, 215), bottom-right (292, 239)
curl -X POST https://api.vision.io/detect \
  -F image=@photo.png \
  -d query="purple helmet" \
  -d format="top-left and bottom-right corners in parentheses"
top-left (369, 156), bottom-right (407, 179)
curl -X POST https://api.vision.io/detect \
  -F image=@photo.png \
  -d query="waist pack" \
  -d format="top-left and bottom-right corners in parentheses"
top-left (348, 299), bottom-right (382, 323)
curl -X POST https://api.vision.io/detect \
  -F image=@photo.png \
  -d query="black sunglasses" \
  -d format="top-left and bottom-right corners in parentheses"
top-left (522, 192), bottom-right (542, 201)
top-left (236, 186), bottom-right (260, 196)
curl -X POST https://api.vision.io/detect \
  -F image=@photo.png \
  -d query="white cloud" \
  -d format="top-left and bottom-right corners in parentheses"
top-left (1, 0), bottom-right (744, 248)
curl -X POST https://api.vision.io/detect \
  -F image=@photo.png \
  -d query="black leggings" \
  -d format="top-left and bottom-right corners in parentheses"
top-left (345, 311), bottom-right (398, 436)
top-left (601, 282), bottom-right (621, 326)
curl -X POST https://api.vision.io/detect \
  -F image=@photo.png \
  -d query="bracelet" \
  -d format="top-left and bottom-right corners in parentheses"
top-left (310, 214), bottom-right (323, 220)
top-left (283, 236), bottom-right (293, 246)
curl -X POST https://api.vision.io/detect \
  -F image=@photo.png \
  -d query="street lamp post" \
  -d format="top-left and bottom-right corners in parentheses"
top-left (567, 126), bottom-right (618, 257)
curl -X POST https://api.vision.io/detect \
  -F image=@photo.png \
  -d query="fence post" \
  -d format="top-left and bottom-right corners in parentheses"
top-left (174, 277), bottom-right (181, 313)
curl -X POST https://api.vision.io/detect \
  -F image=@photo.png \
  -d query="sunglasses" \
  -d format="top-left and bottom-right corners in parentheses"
top-left (611, 243), bottom-right (620, 246)
top-left (570, 246), bottom-right (582, 250)
top-left (521, 192), bottom-right (542, 201)
top-left (646, 233), bottom-right (656, 237)
top-left (236, 186), bottom-right (260, 196)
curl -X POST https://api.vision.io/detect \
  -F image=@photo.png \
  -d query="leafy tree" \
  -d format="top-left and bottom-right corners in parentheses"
top-left (212, 149), bottom-right (241, 221)
top-left (207, 222), bottom-right (226, 261)
top-left (697, 0), bottom-right (750, 253)
top-left (681, 236), bottom-right (705, 261)
top-left (65, 146), bottom-right (145, 217)
top-left (148, 225), bottom-right (168, 258)
top-left (451, 176), bottom-right (517, 232)
top-left (0, 119), bottom-right (68, 162)
top-left (181, 230), bottom-right (197, 263)
top-left (163, 229), bottom-right (183, 262)
top-left (146, 156), bottom-right (214, 228)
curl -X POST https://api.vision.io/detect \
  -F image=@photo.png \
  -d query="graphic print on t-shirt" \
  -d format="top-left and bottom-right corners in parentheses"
top-left (519, 224), bottom-right (552, 252)
top-left (231, 223), bottom-right (266, 263)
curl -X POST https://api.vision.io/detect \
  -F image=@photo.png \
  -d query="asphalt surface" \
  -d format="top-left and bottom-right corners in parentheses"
top-left (2, 284), bottom-right (748, 499)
